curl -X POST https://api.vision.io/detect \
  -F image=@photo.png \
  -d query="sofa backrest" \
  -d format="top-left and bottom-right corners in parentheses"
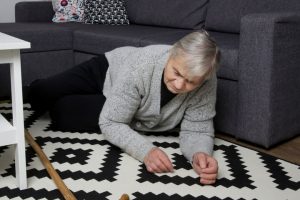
top-left (205, 0), bottom-right (300, 33)
top-left (15, 1), bottom-right (54, 22)
top-left (124, 0), bottom-right (209, 29)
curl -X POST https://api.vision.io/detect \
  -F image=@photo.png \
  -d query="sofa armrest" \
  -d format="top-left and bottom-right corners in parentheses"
top-left (237, 12), bottom-right (300, 147)
top-left (15, 1), bottom-right (54, 22)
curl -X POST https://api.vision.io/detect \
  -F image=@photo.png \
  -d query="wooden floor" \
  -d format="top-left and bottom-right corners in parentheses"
top-left (216, 132), bottom-right (300, 165)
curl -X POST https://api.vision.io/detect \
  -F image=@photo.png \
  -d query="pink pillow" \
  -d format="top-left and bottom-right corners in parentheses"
top-left (52, 0), bottom-right (85, 22)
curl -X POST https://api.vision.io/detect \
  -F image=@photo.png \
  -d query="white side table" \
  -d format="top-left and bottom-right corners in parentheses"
top-left (0, 32), bottom-right (30, 190)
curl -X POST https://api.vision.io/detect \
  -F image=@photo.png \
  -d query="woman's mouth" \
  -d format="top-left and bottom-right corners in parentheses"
top-left (168, 84), bottom-right (180, 94)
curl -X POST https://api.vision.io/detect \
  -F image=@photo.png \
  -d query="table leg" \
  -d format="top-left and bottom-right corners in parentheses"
top-left (10, 50), bottom-right (27, 190)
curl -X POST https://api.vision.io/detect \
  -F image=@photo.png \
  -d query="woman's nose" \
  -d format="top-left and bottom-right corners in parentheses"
top-left (174, 78), bottom-right (185, 90)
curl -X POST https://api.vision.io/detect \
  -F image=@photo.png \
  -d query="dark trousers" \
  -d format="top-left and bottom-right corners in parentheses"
top-left (28, 55), bottom-right (109, 132)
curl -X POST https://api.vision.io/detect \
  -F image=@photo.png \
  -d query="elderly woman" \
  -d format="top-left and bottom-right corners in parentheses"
top-left (29, 31), bottom-right (220, 185)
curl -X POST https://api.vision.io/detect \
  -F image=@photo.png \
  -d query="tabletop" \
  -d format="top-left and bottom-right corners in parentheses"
top-left (0, 32), bottom-right (30, 50)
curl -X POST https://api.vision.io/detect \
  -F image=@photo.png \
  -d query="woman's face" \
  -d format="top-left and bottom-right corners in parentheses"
top-left (164, 55), bottom-right (204, 94)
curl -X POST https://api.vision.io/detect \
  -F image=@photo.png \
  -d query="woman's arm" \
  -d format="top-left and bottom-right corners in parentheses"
top-left (179, 75), bottom-right (217, 162)
top-left (99, 70), bottom-right (155, 162)
top-left (180, 76), bottom-right (218, 184)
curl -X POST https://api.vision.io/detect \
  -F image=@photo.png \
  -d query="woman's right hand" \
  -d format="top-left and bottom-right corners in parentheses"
top-left (143, 147), bottom-right (174, 173)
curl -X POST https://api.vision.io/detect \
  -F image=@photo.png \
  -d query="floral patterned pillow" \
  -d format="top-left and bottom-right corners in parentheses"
top-left (52, 0), bottom-right (85, 22)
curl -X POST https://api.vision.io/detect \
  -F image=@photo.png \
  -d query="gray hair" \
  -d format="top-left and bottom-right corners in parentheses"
top-left (170, 30), bottom-right (220, 80)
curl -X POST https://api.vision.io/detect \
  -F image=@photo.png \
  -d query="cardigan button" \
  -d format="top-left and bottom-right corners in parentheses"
top-left (136, 122), bottom-right (142, 128)
top-left (149, 122), bottom-right (155, 126)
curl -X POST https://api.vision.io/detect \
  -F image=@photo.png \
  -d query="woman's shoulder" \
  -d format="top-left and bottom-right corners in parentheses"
top-left (104, 44), bottom-right (172, 92)
top-left (187, 75), bottom-right (217, 104)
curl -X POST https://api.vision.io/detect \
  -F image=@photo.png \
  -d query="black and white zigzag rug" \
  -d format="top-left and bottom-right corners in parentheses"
top-left (0, 103), bottom-right (299, 200)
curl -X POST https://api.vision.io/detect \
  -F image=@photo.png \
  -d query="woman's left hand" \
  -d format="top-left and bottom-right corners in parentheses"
top-left (192, 152), bottom-right (218, 185)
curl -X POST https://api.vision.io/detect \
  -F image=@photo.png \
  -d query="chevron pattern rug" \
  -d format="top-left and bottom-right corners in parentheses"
top-left (0, 103), bottom-right (299, 200)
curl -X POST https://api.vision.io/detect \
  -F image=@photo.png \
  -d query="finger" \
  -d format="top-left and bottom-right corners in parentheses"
top-left (144, 159), bottom-right (155, 173)
top-left (148, 161), bottom-right (162, 173)
top-left (200, 178), bottom-right (216, 185)
top-left (146, 165), bottom-right (154, 173)
top-left (147, 155), bottom-right (170, 173)
top-left (158, 153), bottom-right (174, 172)
top-left (197, 153), bottom-right (208, 169)
top-left (155, 156), bottom-right (174, 173)
top-left (144, 148), bottom-right (163, 173)
top-left (157, 159), bottom-right (173, 172)
top-left (144, 157), bottom-right (160, 173)
top-left (153, 148), bottom-right (173, 172)
top-left (192, 161), bottom-right (202, 175)
top-left (201, 160), bottom-right (218, 174)
top-left (145, 148), bottom-right (173, 173)
top-left (192, 153), bottom-right (203, 173)
top-left (200, 172), bottom-right (218, 181)
top-left (201, 166), bottom-right (218, 174)
top-left (153, 159), bottom-right (169, 173)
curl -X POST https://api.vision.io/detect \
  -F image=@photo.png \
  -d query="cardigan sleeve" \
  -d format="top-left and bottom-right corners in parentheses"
top-left (179, 75), bottom-right (217, 162)
top-left (99, 69), bottom-right (155, 162)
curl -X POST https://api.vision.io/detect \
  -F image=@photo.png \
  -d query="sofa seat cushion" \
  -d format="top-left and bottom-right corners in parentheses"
top-left (0, 23), bottom-right (73, 53)
top-left (208, 31), bottom-right (239, 81)
top-left (72, 24), bottom-right (195, 54)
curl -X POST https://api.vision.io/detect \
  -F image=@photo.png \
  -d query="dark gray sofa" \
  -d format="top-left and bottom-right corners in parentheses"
top-left (0, 0), bottom-right (300, 149)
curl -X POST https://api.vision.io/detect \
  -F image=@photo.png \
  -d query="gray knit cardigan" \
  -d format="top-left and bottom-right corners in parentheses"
top-left (99, 45), bottom-right (217, 162)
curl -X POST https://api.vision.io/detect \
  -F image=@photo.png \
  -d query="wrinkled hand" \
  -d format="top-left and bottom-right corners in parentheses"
top-left (192, 152), bottom-right (218, 185)
top-left (144, 147), bottom-right (174, 173)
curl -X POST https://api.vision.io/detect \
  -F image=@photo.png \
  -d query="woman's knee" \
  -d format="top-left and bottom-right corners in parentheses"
top-left (28, 79), bottom-right (50, 112)
top-left (49, 95), bottom-right (105, 132)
